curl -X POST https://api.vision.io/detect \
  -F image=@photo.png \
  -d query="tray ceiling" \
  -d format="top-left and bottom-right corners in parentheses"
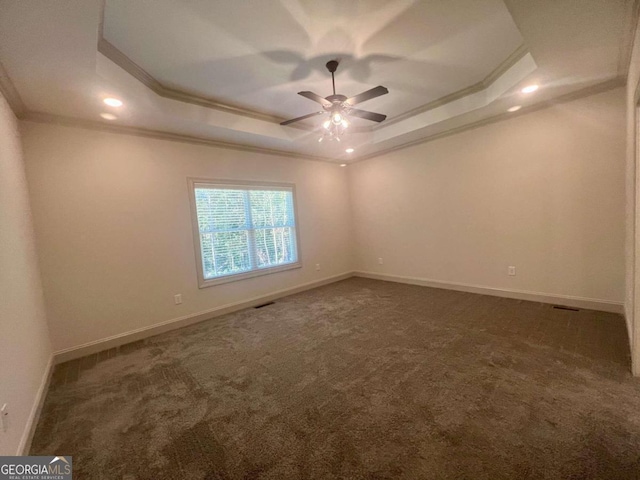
top-left (102, 0), bottom-right (524, 121)
top-left (0, 0), bottom-right (633, 162)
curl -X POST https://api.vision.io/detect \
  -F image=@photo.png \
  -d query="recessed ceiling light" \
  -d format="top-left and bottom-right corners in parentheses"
top-left (340, 164), bottom-right (347, 167)
top-left (103, 97), bottom-right (123, 107)
top-left (521, 85), bottom-right (539, 94)
top-left (100, 113), bottom-right (117, 120)
top-left (345, 148), bottom-right (354, 153)
top-left (507, 106), bottom-right (522, 113)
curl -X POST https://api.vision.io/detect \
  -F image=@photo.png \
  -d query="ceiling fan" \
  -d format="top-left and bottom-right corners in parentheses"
top-left (280, 60), bottom-right (389, 141)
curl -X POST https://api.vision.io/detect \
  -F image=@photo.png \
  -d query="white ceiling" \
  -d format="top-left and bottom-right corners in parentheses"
top-left (103, 0), bottom-right (523, 120)
top-left (0, 0), bottom-right (633, 162)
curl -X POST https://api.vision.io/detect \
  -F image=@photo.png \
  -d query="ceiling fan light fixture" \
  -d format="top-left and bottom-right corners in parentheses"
top-left (281, 60), bottom-right (389, 143)
top-left (320, 111), bottom-right (350, 142)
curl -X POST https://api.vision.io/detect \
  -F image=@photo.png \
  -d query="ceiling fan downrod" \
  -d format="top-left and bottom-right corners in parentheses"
top-left (326, 60), bottom-right (339, 96)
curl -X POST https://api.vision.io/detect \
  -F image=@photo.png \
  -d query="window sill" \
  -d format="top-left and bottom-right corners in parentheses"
top-left (198, 262), bottom-right (302, 288)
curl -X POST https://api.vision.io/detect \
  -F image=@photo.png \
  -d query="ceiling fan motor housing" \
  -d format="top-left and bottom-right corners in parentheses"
top-left (325, 94), bottom-right (347, 111)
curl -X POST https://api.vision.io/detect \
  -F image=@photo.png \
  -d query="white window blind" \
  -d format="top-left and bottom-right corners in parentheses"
top-left (189, 180), bottom-right (300, 287)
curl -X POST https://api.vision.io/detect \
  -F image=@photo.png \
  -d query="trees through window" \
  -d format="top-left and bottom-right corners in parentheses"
top-left (190, 180), bottom-right (300, 286)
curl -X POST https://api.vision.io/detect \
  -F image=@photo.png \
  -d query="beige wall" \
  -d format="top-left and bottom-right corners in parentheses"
top-left (350, 87), bottom-right (626, 306)
top-left (0, 94), bottom-right (51, 455)
top-left (19, 87), bottom-right (628, 363)
top-left (627, 19), bottom-right (640, 375)
top-left (21, 122), bottom-right (352, 353)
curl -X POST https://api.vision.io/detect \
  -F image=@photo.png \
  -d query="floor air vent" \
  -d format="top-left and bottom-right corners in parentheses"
top-left (552, 305), bottom-right (580, 312)
top-left (254, 301), bottom-right (275, 309)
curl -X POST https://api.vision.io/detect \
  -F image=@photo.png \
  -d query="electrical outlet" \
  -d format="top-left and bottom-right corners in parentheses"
top-left (174, 294), bottom-right (182, 305)
top-left (315, 263), bottom-right (321, 271)
top-left (378, 258), bottom-right (384, 265)
top-left (508, 266), bottom-right (516, 276)
top-left (1, 403), bottom-right (8, 432)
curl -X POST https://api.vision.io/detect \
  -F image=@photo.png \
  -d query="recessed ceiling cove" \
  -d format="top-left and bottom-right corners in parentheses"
top-left (0, 0), bottom-right (631, 161)
top-left (103, 0), bottom-right (524, 122)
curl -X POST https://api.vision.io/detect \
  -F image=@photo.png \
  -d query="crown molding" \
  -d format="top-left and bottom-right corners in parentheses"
top-left (354, 76), bottom-right (626, 163)
top-left (620, 0), bottom-right (640, 76)
top-left (97, 38), bottom-right (294, 126)
top-left (97, 34), bottom-right (529, 136)
top-left (376, 44), bottom-right (529, 130)
top-left (95, 0), bottom-right (297, 127)
top-left (18, 77), bottom-right (624, 166)
top-left (20, 111), bottom-right (337, 163)
top-left (97, 3), bottom-right (529, 135)
top-left (0, 59), bottom-right (26, 116)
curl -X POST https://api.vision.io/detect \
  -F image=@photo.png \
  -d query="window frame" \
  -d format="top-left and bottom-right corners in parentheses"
top-left (188, 177), bottom-right (302, 288)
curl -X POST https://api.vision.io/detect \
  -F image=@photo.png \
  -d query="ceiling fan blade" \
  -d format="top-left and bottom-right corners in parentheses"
top-left (348, 108), bottom-right (387, 123)
top-left (345, 86), bottom-right (389, 106)
top-left (280, 111), bottom-right (325, 126)
top-left (298, 91), bottom-right (332, 107)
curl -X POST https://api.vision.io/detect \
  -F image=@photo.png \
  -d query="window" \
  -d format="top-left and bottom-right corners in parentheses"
top-left (188, 179), bottom-right (301, 287)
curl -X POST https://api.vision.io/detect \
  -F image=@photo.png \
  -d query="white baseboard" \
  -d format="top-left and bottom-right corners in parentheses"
top-left (354, 271), bottom-right (624, 314)
top-left (52, 270), bottom-right (622, 365)
top-left (53, 272), bottom-right (355, 364)
top-left (17, 355), bottom-right (54, 455)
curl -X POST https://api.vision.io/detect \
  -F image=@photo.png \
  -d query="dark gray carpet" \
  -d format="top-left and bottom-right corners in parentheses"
top-left (31, 278), bottom-right (640, 479)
